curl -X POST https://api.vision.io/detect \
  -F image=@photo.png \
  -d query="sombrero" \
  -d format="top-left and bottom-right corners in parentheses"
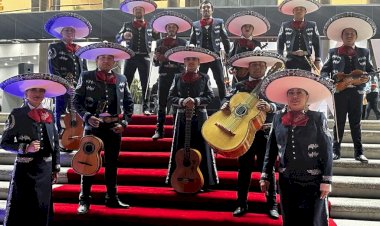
top-left (261, 69), bottom-right (334, 105)
top-left (226, 11), bottom-right (270, 36)
top-left (0, 73), bottom-right (70, 98)
top-left (278, 0), bottom-right (321, 15)
top-left (76, 42), bottom-right (135, 61)
top-left (228, 50), bottom-right (286, 68)
top-left (44, 12), bottom-right (92, 39)
top-left (150, 11), bottom-right (192, 33)
top-left (165, 46), bottom-right (219, 64)
top-left (324, 12), bottom-right (377, 42)
top-left (120, 0), bottom-right (157, 15)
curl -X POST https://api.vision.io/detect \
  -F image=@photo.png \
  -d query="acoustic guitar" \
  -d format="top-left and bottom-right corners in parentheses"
top-left (335, 69), bottom-right (379, 92)
top-left (171, 107), bottom-right (204, 194)
top-left (61, 73), bottom-right (84, 150)
top-left (71, 135), bottom-right (103, 176)
top-left (201, 62), bottom-right (284, 158)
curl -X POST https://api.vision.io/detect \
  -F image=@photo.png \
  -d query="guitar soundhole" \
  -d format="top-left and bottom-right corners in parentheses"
top-left (183, 159), bottom-right (191, 167)
top-left (235, 105), bottom-right (248, 117)
top-left (84, 142), bottom-right (95, 154)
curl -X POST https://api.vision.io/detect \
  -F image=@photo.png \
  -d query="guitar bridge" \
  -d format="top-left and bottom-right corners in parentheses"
top-left (215, 122), bottom-right (236, 136)
top-left (77, 161), bottom-right (92, 166)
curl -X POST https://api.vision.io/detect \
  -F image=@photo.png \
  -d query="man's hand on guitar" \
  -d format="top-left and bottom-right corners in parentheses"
top-left (52, 172), bottom-right (58, 184)
top-left (26, 140), bottom-right (40, 153)
top-left (111, 124), bottom-right (124, 134)
top-left (359, 73), bottom-right (369, 84)
top-left (220, 102), bottom-right (231, 114)
top-left (123, 31), bottom-right (133, 41)
top-left (183, 97), bottom-right (195, 109)
top-left (257, 100), bottom-right (272, 113)
top-left (260, 180), bottom-right (270, 194)
top-left (88, 116), bottom-right (102, 128)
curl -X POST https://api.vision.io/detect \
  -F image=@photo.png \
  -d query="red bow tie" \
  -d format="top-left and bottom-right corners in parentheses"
top-left (292, 21), bottom-right (305, 30)
top-left (181, 72), bottom-right (200, 83)
top-left (245, 79), bottom-right (261, 90)
top-left (281, 111), bottom-right (309, 127)
top-left (96, 71), bottom-right (116, 84)
top-left (338, 45), bottom-right (356, 57)
top-left (200, 18), bottom-right (213, 27)
top-left (133, 20), bottom-right (146, 29)
top-left (28, 108), bottom-right (52, 123)
top-left (66, 43), bottom-right (78, 53)
top-left (239, 39), bottom-right (255, 49)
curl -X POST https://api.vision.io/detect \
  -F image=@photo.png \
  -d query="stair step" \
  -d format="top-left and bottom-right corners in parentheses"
top-left (331, 176), bottom-right (380, 198)
top-left (332, 158), bottom-right (380, 177)
top-left (333, 219), bottom-right (380, 226)
top-left (340, 143), bottom-right (380, 159)
top-left (330, 197), bottom-right (380, 221)
top-left (328, 119), bottom-right (380, 131)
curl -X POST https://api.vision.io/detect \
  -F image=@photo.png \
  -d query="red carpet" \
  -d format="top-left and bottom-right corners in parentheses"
top-left (53, 115), bottom-right (337, 226)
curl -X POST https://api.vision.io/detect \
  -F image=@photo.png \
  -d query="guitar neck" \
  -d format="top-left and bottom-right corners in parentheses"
top-left (183, 108), bottom-right (194, 158)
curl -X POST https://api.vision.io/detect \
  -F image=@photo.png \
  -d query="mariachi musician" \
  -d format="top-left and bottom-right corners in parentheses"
top-left (223, 51), bottom-right (285, 218)
top-left (165, 46), bottom-right (219, 191)
top-left (74, 42), bottom-right (135, 214)
top-left (226, 11), bottom-right (269, 85)
top-left (321, 12), bottom-right (376, 163)
top-left (45, 12), bottom-right (91, 152)
top-left (277, 0), bottom-right (321, 72)
top-left (190, 0), bottom-right (230, 100)
top-left (149, 11), bottom-right (191, 140)
top-left (116, 0), bottom-right (158, 115)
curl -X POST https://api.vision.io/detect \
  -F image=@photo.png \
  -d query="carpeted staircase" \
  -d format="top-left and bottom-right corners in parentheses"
top-left (0, 114), bottom-right (339, 226)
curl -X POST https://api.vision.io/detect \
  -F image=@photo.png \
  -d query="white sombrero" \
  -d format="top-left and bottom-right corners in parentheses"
top-left (150, 11), bottom-right (192, 33)
top-left (44, 12), bottom-right (92, 39)
top-left (278, 0), bottom-right (321, 15)
top-left (165, 46), bottom-right (219, 64)
top-left (76, 42), bottom-right (135, 61)
top-left (0, 73), bottom-right (70, 98)
top-left (120, 0), bottom-right (157, 15)
top-left (324, 12), bottom-right (377, 42)
top-left (226, 11), bottom-right (270, 36)
top-left (261, 69), bottom-right (334, 105)
top-left (228, 50), bottom-right (286, 68)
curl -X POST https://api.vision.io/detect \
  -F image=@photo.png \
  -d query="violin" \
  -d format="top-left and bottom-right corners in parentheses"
top-left (335, 69), bottom-right (378, 92)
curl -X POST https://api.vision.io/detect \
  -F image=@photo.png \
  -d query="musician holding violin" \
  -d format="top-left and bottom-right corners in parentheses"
top-left (321, 12), bottom-right (377, 163)
top-left (165, 46), bottom-right (219, 192)
top-left (74, 42), bottom-right (135, 214)
top-left (223, 51), bottom-right (285, 218)
top-left (225, 11), bottom-right (269, 86)
top-left (149, 11), bottom-right (191, 140)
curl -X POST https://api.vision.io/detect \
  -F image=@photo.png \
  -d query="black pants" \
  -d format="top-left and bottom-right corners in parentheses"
top-left (237, 130), bottom-right (276, 208)
top-left (199, 59), bottom-right (226, 101)
top-left (333, 88), bottom-right (363, 156)
top-left (279, 175), bottom-right (329, 226)
top-left (366, 92), bottom-right (380, 119)
top-left (79, 123), bottom-right (122, 201)
top-left (124, 54), bottom-right (150, 111)
top-left (54, 93), bottom-right (70, 134)
top-left (285, 55), bottom-right (311, 71)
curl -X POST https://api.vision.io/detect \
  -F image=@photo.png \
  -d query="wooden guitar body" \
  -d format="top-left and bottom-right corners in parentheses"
top-left (171, 148), bottom-right (204, 194)
top-left (202, 92), bottom-right (266, 158)
top-left (61, 112), bottom-right (84, 150)
top-left (71, 135), bottom-right (103, 176)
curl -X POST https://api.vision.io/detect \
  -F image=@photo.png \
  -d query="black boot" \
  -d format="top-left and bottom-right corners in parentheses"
top-left (105, 195), bottom-right (130, 208)
top-left (77, 196), bottom-right (91, 215)
top-left (233, 204), bottom-right (248, 217)
top-left (152, 123), bottom-right (164, 140)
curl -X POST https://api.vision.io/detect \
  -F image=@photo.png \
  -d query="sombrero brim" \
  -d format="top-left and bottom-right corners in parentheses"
top-left (324, 12), bottom-right (377, 42)
top-left (151, 14), bottom-right (192, 33)
top-left (226, 12), bottom-right (270, 36)
top-left (0, 74), bottom-right (69, 98)
top-left (228, 51), bottom-right (285, 68)
top-left (279, 0), bottom-right (320, 15)
top-left (261, 69), bottom-right (334, 105)
top-left (45, 13), bottom-right (92, 39)
top-left (120, 0), bottom-right (157, 14)
top-left (165, 46), bottom-right (219, 64)
top-left (76, 43), bottom-right (135, 61)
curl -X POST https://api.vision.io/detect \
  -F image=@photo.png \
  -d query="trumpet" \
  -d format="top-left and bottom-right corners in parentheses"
top-left (305, 56), bottom-right (320, 76)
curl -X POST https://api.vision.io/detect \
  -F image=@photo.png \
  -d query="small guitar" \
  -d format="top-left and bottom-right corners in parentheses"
top-left (71, 135), bottom-right (103, 176)
top-left (171, 107), bottom-right (204, 194)
top-left (335, 69), bottom-right (379, 92)
top-left (61, 73), bottom-right (84, 150)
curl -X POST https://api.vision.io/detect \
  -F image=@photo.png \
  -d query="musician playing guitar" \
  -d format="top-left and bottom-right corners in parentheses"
top-left (222, 51), bottom-right (284, 218)
top-left (165, 46), bottom-right (219, 192)
top-left (74, 42), bottom-right (134, 214)
top-left (321, 12), bottom-right (376, 163)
